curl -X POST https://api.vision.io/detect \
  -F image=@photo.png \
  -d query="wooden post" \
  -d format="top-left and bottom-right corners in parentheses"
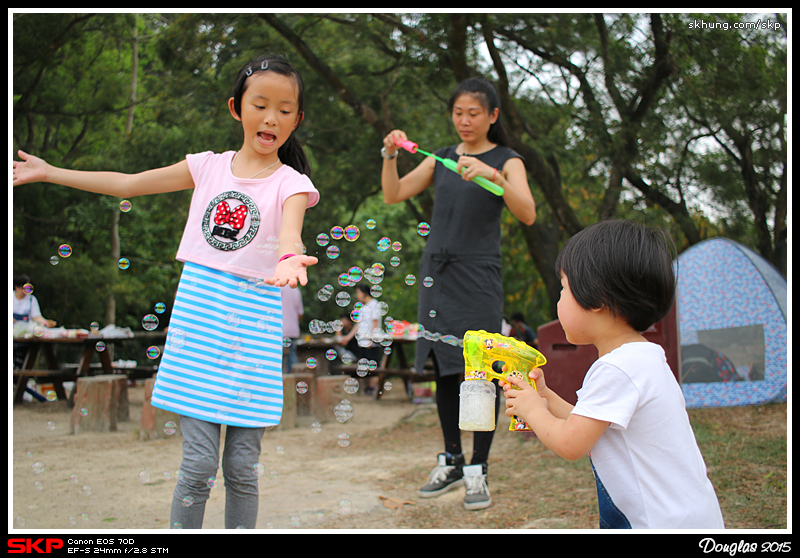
top-left (279, 375), bottom-right (297, 430)
top-left (70, 375), bottom-right (129, 434)
top-left (139, 377), bottom-right (182, 441)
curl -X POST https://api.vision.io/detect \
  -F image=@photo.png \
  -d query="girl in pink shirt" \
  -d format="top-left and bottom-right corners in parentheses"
top-left (14, 54), bottom-right (319, 529)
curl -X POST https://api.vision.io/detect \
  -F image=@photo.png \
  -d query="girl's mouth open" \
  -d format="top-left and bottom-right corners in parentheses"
top-left (258, 131), bottom-right (277, 145)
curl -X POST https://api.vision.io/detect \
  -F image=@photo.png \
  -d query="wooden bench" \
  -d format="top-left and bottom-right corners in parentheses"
top-left (333, 364), bottom-right (435, 400)
top-left (13, 369), bottom-right (79, 403)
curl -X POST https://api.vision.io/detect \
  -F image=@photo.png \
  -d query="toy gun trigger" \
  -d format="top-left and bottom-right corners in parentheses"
top-left (491, 361), bottom-right (506, 376)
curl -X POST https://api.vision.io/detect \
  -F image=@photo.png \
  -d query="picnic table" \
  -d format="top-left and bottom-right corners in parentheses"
top-left (12, 331), bottom-right (164, 404)
top-left (295, 334), bottom-right (434, 400)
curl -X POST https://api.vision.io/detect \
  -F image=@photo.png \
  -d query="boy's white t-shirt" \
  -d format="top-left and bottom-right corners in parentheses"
top-left (175, 151), bottom-right (319, 279)
top-left (572, 342), bottom-right (725, 529)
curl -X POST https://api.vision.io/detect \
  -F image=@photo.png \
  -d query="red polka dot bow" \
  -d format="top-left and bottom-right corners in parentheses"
top-left (214, 202), bottom-right (248, 230)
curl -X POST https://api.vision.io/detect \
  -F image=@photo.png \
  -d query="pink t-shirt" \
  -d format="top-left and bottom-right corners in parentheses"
top-left (175, 151), bottom-right (319, 279)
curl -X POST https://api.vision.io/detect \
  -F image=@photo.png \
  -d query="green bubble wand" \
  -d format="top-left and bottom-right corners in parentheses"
top-left (394, 138), bottom-right (505, 197)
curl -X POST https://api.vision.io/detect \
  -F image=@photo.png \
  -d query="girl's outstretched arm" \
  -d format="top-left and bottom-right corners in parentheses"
top-left (13, 150), bottom-right (195, 197)
top-left (267, 193), bottom-right (317, 288)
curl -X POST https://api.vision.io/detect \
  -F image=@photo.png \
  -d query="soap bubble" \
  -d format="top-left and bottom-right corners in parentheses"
top-left (326, 245), bottom-right (340, 259)
top-left (142, 314), bottom-right (159, 331)
top-left (118, 258), bottom-right (131, 270)
top-left (392, 241), bottom-right (402, 251)
top-left (348, 266), bottom-right (363, 283)
top-left (22, 283), bottom-right (34, 295)
top-left (306, 357), bottom-right (317, 369)
top-left (377, 237), bottom-right (391, 252)
top-left (154, 302), bottom-right (166, 314)
top-left (337, 433), bottom-right (351, 447)
top-left (119, 200), bottom-right (132, 212)
top-left (390, 256), bottom-right (400, 267)
top-left (335, 292), bottom-right (351, 307)
top-left (330, 226), bottom-right (344, 240)
top-left (296, 382), bottom-right (308, 394)
top-left (366, 219), bottom-right (377, 229)
top-left (316, 233), bottom-right (330, 247)
top-left (423, 276), bottom-right (434, 287)
top-left (405, 274), bottom-right (416, 286)
top-left (146, 346), bottom-right (160, 359)
top-left (49, 256), bottom-right (59, 265)
top-left (417, 222), bottom-right (431, 236)
top-left (138, 470), bottom-right (151, 484)
top-left (164, 421), bottom-right (177, 435)
top-left (318, 284), bottom-right (334, 302)
top-left (343, 377), bottom-right (359, 394)
top-left (344, 225), bottom-right (360, 241)
top-left (325, 348), bottom-right (337, 361)
top-left (95, 341), bottom-right (106, 352)
top-left (58, 244), bottom-right (72, 258)
top-left (370, 285), bottom-right (383, 298)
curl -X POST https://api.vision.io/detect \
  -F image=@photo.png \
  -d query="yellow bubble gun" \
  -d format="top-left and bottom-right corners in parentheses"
top-left (462, 330), bottom-right (547, 432)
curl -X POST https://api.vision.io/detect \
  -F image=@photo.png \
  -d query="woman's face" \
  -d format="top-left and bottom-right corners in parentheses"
top-left (451, 94), bottom-right (498, 144)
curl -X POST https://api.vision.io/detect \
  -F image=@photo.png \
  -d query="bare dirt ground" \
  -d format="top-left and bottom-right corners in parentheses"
top-left (12, 382), bottom-right (516, 531)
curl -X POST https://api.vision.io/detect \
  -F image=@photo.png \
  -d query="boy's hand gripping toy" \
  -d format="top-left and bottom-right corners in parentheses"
top-left (394, 138), bottom-right (505, 197)
top-left (461, 330), bottom-right (547, 432)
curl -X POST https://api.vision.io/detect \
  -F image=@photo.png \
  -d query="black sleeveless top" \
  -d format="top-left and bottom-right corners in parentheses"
top-left (414, 144), bottom-right (523, 376)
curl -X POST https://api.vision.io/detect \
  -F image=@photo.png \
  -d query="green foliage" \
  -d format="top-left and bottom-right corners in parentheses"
top-left (13, 12), bottom-right (787, 338)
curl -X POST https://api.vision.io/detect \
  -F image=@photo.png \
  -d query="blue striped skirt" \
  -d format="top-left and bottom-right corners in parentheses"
top-left (150, 261), bottom-right (284, 427)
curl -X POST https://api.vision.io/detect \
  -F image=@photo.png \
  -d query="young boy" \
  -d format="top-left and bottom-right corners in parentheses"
top-left (503, 220), bottom-right (724, 529)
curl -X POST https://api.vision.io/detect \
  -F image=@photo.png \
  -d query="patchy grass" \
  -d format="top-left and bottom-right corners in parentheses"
top-left (687, 403), bottom-right (787, 529)
top-left (349, 402), bottom-right (787, 529)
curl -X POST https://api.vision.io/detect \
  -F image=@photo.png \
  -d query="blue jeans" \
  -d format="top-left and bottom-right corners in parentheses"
top-left (170, 416), bottom-right (264, 529)
top-left (591, 459), bottom-right (632, 529)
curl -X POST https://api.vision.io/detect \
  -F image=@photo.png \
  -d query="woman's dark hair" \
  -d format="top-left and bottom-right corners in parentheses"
top-left (447, 76), bottom-right (512, 147)
top-left (231, 54), bottom-right (311, 176)
top-left (555, 220), bottom-right (677, 332)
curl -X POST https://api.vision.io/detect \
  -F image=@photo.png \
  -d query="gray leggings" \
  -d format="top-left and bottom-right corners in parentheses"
top-left (170, 415), bottom-right (265, 529)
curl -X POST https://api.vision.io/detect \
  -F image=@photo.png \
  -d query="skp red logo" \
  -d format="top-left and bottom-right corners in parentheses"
top-left (8, 539), bottom-right (64, 554)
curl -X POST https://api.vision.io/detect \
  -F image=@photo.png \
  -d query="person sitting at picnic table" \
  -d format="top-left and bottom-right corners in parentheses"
top-left (12, 274), bottom-right (57, 401)
top-left (13, 274), bottom-right (57, 331)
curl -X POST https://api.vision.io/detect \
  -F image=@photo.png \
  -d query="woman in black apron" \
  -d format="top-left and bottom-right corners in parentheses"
top-left (380, 77), bottom-right (536, 510)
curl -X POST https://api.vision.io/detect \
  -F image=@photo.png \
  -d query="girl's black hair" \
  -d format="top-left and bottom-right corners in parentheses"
top-left (231, 54), bottom-right (311, 177)
top-left (447, 76), bottom-right (512, 148)
top-left (555, 220), bottom-right (677, 332)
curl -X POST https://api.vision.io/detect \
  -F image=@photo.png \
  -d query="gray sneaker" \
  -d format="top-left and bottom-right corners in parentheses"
top-left (418, 453), bottom-right (465, 498)
top-left (463, 463), bottom-right (491, 510)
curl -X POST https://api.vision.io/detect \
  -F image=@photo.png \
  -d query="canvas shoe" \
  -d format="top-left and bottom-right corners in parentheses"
top-left (463, 462), bottom-right (492, 510)
top-left (418, 453), bottom-right (465, 498)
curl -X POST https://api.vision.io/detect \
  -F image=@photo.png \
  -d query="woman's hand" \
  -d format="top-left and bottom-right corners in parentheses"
top-left (266, 255), bottom-right (318, 288)
top-left (382, 130), bottom-right (410, 158)
top-left (13, 151), bottom-right (50, 186)
top-left (455, 155), bottom-right (497, 184)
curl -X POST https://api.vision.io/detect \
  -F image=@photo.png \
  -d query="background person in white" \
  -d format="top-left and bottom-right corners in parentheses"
top-left (281, 285), bottom-right (304, 375)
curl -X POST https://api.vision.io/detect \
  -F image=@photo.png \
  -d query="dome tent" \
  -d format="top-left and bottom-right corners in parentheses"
top-left (675, 237), bottom-right (787, 408)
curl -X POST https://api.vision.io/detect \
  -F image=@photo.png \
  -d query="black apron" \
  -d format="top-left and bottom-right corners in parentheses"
top-left (414, 145), bottom-right (522, 377)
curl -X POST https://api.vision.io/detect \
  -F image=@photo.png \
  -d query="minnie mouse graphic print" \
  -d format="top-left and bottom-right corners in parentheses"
top-left (204, 191), bottom-right (260, 250)
top-left (150, 151), bottom-right (319, 427)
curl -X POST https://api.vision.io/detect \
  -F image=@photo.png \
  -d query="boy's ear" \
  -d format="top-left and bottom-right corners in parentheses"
top-left (228, 97), bottom-right (241, 121)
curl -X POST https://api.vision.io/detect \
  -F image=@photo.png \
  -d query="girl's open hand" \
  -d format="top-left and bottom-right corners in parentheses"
top-left (13, 151), bottom-right (49, 186)
top-left (266, 255), bottom-right (318, 288)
